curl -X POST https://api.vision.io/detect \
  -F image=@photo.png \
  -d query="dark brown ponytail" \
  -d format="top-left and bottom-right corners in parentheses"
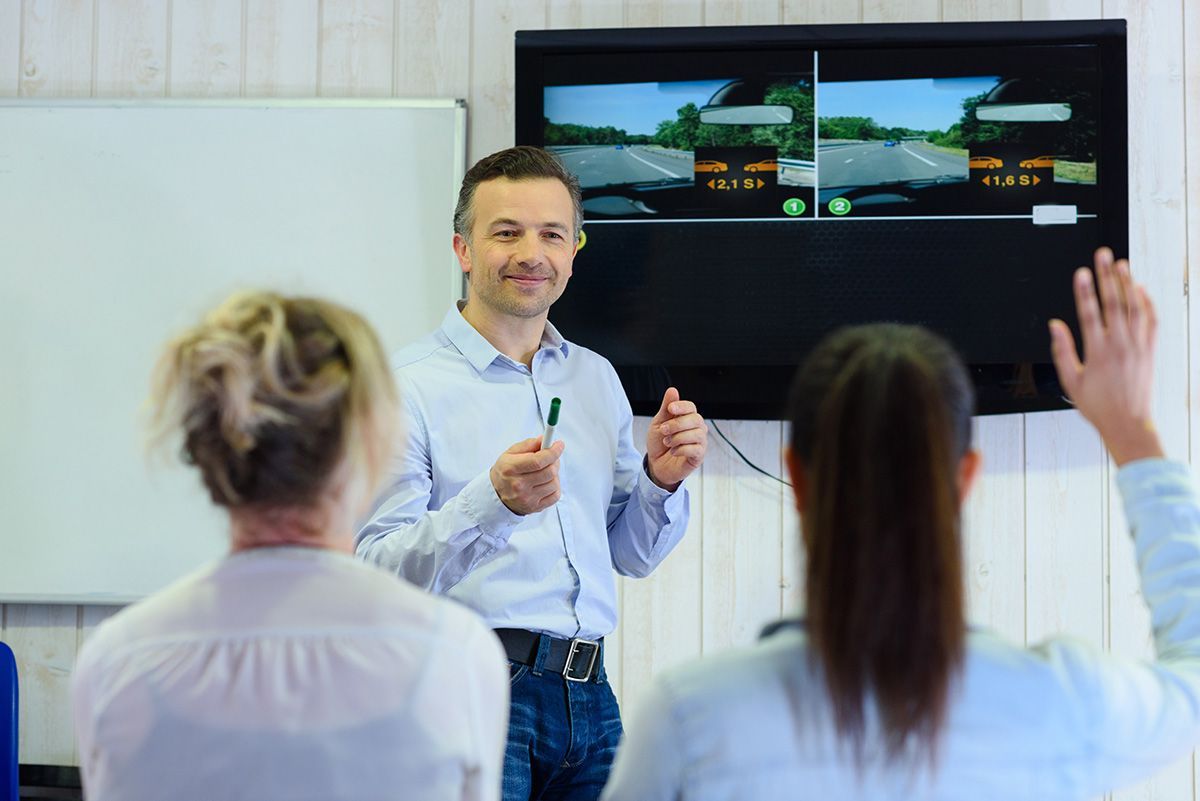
top-left (788, 324), bottom-right (973, 764)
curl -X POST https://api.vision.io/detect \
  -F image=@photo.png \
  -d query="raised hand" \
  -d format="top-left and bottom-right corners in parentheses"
top-left (646, 387), bottom-right (708, 491)
top-left (490, 437), bottom-right (565, 515)
top-left (1049, 247), bottom-right (1163, 465)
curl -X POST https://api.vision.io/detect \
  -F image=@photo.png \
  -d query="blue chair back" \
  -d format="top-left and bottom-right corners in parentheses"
top-left (0, 641), bottom-right (16, 801)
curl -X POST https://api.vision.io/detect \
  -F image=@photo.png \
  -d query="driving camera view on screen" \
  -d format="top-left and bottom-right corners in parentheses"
top-left (545, 72), bottom-right (816, 219)
top-left (521, 22), bottom-right (1125, 417)
top-left (544, 44), bottom-right (1099, 222)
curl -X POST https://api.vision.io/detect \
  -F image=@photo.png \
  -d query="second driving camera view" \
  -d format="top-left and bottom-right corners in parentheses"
top-left (817, 69), bottom-right (1098, 218)
top-left (541, 46), bottom-right (1100, 222)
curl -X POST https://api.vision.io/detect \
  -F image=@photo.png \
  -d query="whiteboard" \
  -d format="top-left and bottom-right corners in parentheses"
top-left (0, 100), bottom-right (466, 603)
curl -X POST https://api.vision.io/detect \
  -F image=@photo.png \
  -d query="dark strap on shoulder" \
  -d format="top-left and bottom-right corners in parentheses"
top-left (759, 617), bottom-right (806, 640)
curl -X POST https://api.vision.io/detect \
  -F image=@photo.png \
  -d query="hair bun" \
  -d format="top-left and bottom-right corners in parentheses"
top-left (150, 291), bottom-right (397, 510)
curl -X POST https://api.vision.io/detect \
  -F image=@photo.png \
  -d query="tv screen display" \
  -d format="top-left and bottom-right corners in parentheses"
top-left (515, 21), bottom-right (1127, 419)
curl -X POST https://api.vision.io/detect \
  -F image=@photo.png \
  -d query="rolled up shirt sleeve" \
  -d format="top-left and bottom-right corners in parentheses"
top-left (356, 391), bottom-right (524, 594)
top-left (604, 372), bottom-right (691, 579)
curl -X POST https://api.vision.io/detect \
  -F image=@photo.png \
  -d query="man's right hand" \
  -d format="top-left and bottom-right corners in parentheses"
top-left (490, 437), bottom-right (565, 515)
top-left (1049, 246), bottom-right (1164, 466)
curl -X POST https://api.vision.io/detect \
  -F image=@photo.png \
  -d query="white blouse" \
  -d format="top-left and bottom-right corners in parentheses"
top-left (72, 546), bottom-right (508, 801)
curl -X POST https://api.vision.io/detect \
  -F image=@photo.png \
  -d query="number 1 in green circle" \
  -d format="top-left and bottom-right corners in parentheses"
top-left (782, 198), bottom-right (806, 216)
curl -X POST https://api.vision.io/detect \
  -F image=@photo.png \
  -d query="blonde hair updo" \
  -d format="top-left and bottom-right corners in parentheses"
top-left (150, 291), bottom-right (398, 511)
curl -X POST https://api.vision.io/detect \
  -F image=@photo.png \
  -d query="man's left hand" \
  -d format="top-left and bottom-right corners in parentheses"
top-left (646, 387), bottom-right (707, 491)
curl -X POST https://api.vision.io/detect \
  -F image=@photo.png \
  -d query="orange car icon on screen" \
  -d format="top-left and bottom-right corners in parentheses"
top-left (744, 159), bottom-right (778, 172)
top-left (968, 155), bottom-right (1004, 169)
top-left (1019, 155), bottom-right (1055, 169)
top-left (694, 160), bottom-right (729, 173)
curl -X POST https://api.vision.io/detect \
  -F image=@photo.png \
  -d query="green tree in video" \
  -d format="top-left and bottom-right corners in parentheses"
top-left (817, 116), bottom-right (935, 142)
top-left (930, 93), bottom-right (1010, 148)
top-left (543, 118), bottom-right (653, 146)
top-left (654, 103), bottom-right (703, 150)
top-left (753, 82), bottom-right (815, 160)
top-left (818, 116), bottom-right (885, 141)
top-left (930, 86), bottom-right (1097, 161)
top-left (651, 81), bottom-right (815, 160)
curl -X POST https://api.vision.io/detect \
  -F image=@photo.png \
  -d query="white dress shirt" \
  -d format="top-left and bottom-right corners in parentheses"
top-left (72, 546), bottom-right (509, 801)
top-left (356, 305), bottom-right (690, 640)
top-left (602, 459), bottom-right (1200, 801)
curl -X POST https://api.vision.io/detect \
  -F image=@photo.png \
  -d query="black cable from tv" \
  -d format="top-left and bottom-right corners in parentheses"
top-left (707, 420), bottom-right (793, 488)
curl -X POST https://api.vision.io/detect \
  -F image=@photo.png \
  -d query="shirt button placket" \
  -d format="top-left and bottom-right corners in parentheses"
top-left (532, 357), bottom-right (583, 636)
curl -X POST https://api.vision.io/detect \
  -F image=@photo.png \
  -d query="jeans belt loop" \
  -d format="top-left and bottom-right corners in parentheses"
top-left (531, 632), bottom-right (552, 677)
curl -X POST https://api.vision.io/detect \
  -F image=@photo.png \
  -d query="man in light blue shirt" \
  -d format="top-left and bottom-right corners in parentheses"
top-left (357, 146), bottom-right (708, 801)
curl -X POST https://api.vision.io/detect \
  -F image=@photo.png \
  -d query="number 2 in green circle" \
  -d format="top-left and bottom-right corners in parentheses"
top-left (782, 198), bottom-right (806, 216)
top-left (828, 197), bottom-right (852, 216)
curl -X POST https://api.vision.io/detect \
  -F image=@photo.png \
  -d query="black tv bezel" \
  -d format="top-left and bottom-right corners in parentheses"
top-left (515, 20), bottom-right (1128, 420)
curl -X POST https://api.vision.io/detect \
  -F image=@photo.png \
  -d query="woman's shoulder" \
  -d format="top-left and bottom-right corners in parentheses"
top-left (615, 621), bottom-right (820, 784)
top-left (78, 549), bottom-right (489, 661)
top-left (657, 622), bottom-right (815, 721)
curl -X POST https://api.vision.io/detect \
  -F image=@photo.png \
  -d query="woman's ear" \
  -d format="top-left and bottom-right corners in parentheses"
top-left (784, 446), bottom-right (806, 514)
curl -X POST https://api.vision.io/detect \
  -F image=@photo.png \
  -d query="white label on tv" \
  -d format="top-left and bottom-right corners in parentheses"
top-left (1032, 205), bottom-right (1078, 225)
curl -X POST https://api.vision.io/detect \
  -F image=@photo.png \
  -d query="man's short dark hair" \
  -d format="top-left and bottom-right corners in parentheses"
top-left (453, 146), bottom-right (584, 242)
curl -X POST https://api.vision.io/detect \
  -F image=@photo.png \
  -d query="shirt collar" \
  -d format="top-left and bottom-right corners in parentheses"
top-left (441, 301), bottom-right (570, 374)
top-left (541, 318), bottom-right (569, 356)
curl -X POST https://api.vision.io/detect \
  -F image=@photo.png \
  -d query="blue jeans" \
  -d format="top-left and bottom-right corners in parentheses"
top-left (502, 640), bottom-right (623, 801)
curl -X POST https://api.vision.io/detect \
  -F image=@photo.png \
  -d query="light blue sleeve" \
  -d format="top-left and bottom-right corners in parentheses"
top-left (602, 365), bottom-right (691, 579)
top-left (600, 675), bottom-right (685, 801)
top-left (1044, 459), bottom-right (1200, 796)
top-left (355, 387), bottom-right (523, 593)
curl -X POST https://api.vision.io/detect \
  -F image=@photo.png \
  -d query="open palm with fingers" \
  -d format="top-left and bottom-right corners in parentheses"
top-left (1048, 247), bottom-right (1163, 466)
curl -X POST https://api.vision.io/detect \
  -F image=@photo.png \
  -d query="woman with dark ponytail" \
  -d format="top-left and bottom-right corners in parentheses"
top-left (602, 248), bottom-right (1200, 800)
top-left (791, 323), bottom-right (975, 768)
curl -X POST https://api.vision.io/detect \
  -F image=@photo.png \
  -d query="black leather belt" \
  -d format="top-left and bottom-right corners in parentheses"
top-left (494, 628), bottom-right (603, 683)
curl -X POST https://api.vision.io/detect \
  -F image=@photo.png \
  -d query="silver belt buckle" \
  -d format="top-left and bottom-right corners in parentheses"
top-left (563, 638), bottom-right (599, 683)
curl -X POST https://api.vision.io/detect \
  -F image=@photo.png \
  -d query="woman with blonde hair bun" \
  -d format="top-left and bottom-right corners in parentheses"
top-left (72, 291), bottom-right (508, 801)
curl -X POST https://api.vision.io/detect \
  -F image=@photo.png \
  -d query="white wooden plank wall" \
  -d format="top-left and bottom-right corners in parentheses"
top-left (0, 5), bottom-right (1194, 799)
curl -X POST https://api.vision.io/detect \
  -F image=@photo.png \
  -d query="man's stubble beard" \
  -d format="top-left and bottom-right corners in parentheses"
top-left (469, 271), bottom-right (560, 319)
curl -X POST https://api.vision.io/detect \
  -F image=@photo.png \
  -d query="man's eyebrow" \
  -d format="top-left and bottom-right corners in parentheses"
top-left (487, 218), bottom-right (570, 231)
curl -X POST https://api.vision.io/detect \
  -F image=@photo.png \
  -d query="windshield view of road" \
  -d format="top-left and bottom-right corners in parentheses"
top-left (815, 73), bottom-right (1098, 215)
top-left (817, 75), bottom-right (1001, 195)
top-left (554, 143), bottom-right (815, 188)
top-left (554, 144), bottom-right (694, 186)
top-left (541, 68), bottom-right (1096, 219)
top-left (543, 75), bottom-right (816, 218)
top-left (819, 140), bottom-right (965, 187)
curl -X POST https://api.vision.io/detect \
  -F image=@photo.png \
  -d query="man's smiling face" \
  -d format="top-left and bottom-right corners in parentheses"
top-left (454, 177), bottom-right (578, 320)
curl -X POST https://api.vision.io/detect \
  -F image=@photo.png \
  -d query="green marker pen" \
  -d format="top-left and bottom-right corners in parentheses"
top-left (541, 397), bottom-right (562, 450)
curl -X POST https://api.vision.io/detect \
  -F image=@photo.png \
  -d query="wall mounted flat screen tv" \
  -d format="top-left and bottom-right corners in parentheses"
top-left (515, 20), bottom-right (1127, 419)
